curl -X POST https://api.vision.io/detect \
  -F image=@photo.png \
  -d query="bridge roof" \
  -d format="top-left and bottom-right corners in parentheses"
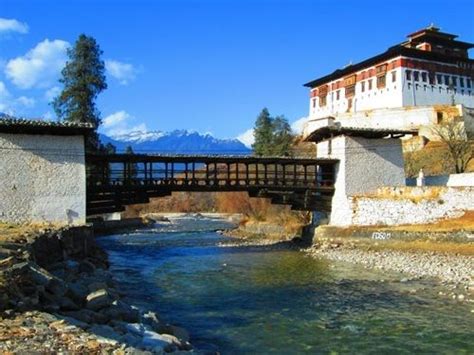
top-left (87, 153), bottom-right (338, 165)
top-left (0, 115), bottom-right (94, 136)
top-left (304, 126), bottom-right (418, 143)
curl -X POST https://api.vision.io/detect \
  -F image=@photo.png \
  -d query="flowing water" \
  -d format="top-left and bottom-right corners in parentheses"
top-left (98, 215), bottom-right (474, 354)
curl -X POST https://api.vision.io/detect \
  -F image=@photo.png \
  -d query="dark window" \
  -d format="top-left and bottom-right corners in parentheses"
top-left (429, 72), bottom-right (435, 85)
top-left (406, 70), bottom-right (412, 80)
top-left (452, 77), bottom-right (457, 86)
top-left (460, 78), bottom-right (465, 87)
top-left (368, 79), bottom-right (373, 90)
top-left (467, 79), bottom-right (472, 88)
top-left (345, 85), bottom-right (355, 98)
top-left (312, 99), bottom-right (316, 108)
top-left (336, 90), bottom-right (340, 100)
top-left (361, 82), bottom-right (365, 92)
top-left (437, 74), bottom-right (442, 84)
top-left (377, 75), bottom-right (386, 89)
top-left (444, 75), bottom-right (450, 85)
top-left (436, 112), bottom-right (443, 124)
top-left (421, 72), bottom-right (427, 82)
top-left (391, 71), bottom-right (396, 82)
top-left (413, 71), bottom-right (419, 81)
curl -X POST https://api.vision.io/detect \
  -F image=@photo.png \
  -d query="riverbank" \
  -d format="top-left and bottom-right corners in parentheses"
top-left (0, 224), bottom-right (192, 353)
top-left (217, 215), bottom-right (474, 299)
top-left (304, 223), bottom-right (474, 301)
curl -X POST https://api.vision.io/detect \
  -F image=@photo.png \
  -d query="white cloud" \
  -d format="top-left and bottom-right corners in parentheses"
top-left (5, 39), bottom-right (70, 89)
top-left (15, 96), bottom-right (35, 108)
top-left (0, 18), bottom-right (29, 34)
top-left (0, 81), bottom-right (11, 112)
top-left (291, 116), bottom-right (308, 134)
top-left (237, 128), bottom-right (254, 148)
top-left (44, 86), bottom-right (61, 101)
top-left (0, 81), bottom-right (36, 114)
top-left (105, 60), bottom-right (137, 85)
top-left (102, 110), bottom-right (147, 137)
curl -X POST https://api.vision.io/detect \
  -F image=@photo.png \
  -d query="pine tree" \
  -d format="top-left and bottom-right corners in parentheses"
top-left (272, 115), bottom-right (293, 156)
top-left (252, 108), bottom-right (274, 156)
top-left (103, 143), bottom-right (116, 155)
top-left (252, 108), bottom-right (294, 156)
top-left (53, 34), bottom-right (107, 151)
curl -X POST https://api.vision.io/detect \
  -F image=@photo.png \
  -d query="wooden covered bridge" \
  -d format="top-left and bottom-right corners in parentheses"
top-left (86, 154), bottom-right (338, 216)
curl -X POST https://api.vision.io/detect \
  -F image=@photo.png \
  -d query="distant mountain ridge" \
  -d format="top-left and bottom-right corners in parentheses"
top-left (100, 130), bottom-right (251, 155)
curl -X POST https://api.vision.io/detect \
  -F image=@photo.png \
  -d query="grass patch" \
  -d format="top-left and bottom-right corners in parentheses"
top-left (0, 222), bottom-right (63, 243)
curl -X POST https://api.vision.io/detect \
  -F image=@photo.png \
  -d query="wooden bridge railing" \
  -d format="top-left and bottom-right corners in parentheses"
top-left (86, 154), bottom-right (338, 215)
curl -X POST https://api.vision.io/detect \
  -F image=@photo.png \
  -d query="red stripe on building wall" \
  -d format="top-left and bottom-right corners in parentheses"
top-left (309, 56), bottom-right (474, 96)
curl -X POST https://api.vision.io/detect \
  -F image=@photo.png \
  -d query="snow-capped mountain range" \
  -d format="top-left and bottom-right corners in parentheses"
top-left (100, 130), bottom-right (251, 155)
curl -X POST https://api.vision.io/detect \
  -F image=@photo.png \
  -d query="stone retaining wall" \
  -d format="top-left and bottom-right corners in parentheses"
top-left (350, 187), bottom-right (474, 226)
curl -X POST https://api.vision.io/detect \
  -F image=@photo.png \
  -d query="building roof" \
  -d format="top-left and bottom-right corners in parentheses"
top-left (0, 115), bottom-right (94, 136)
top-left (304, 125), bottom-right (418, 143)
top-left (304, 28), bottom-right (474, 89)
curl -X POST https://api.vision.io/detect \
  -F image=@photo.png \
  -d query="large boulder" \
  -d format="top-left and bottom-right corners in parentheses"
top-left (66, 281), bottom-right (89, 305)
top-left (103, 300), bottom-right (140, 323)
top-left (86, 289), bottom-right (114, 311)
top-left (158, 324), bottom-right (190, 343)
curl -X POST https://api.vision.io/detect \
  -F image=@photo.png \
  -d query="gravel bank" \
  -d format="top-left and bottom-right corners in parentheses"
top-left (306, 243), bottom-right (474, 290)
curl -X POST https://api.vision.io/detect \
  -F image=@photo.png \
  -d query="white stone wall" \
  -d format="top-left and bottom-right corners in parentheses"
top-left (317, 136), bottom-right (406, 226)
top-left (0, 133), bottom-right (86, 225)
top-left (406, 172), bottom-right (474, 187)
top-left (351, 187), bottom-right (474, 226)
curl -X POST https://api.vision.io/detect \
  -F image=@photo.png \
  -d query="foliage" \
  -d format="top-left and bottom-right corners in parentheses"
top-left (404, 142), bottom-right (452, 177)
top-left (272, 115), bottom-right (293, 156)
top-left (252, 108), bottom-right (294, 156)
top-left (431, 118), bottom-right (473, 173)
top-left (53, 34), bottom-right (107, 151)
top-left (102, 143), bottom-right (116, 154)
top-left (252, 108), bottom-right (274, 156)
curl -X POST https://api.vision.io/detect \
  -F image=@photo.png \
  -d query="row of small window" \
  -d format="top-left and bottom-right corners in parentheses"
top-left (407, 82), bottom-right (472, 96)
top-left (405, 70), bottom-right (472, 88)
top-left (326, 73), bottom-right (395, 102)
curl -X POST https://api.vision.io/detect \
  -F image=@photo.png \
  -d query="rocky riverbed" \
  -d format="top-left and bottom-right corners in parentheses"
top-left (0, 226), bottom-right (192, 354)
top-left (306, 239), bottom-right (474, 301)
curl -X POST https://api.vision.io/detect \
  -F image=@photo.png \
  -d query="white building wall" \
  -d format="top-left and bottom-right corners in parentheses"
top-left (400, 66), bottom-right (474, 107)
top-left (303, 104), bottom-right (474, 142)
top-left (0, 133), bottom-right (86, 225)
top-left (309, 56), bottom-right (474, 120)
top-left (317, 136), bottom-right (406, 226)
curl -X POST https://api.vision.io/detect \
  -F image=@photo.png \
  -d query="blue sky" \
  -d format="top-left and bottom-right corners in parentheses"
top-left (1, 0), bottom-right (473, 145)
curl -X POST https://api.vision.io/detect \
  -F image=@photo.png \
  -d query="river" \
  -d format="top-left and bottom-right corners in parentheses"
top-left (97, 215), bottom-right (474, 354)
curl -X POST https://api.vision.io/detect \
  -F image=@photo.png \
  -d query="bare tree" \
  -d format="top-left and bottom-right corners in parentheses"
top-left (431, 118), bottom-right (473, 173)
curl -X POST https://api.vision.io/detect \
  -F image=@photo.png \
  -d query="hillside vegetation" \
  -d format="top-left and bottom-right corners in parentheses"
top-left (404, 141), bottom-right (474, 177)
